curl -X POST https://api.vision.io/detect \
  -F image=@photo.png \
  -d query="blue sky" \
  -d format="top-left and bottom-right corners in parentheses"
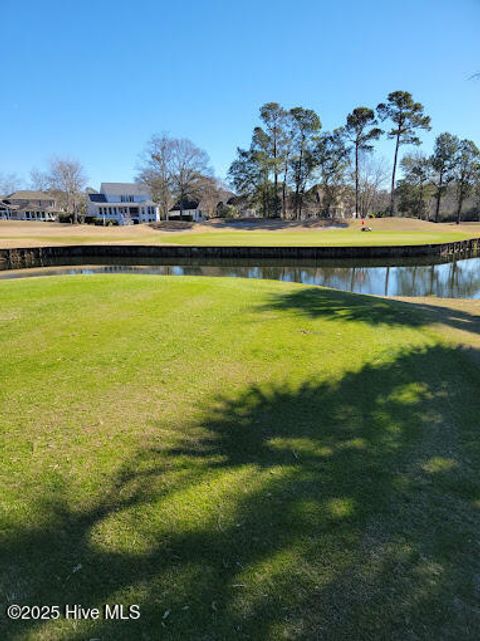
top-left (1, 0), bottom-right (479, 189)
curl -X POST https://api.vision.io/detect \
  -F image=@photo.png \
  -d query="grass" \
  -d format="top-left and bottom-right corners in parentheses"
top-left (156, 228), bottom-right (474, 246)
top-left (1, 217), bottom-right (479, 249)
top-left (1, 275), bottom-right (480, 640)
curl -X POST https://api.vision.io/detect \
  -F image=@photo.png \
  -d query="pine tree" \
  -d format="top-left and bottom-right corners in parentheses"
top-left (377, 91), bottom-right (431, 215)
top-left (345, 107), bottom-right (382, 217)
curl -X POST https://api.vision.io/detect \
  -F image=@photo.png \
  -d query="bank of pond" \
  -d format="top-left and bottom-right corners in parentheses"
top-left (1, 252), bottom-right (480, 298)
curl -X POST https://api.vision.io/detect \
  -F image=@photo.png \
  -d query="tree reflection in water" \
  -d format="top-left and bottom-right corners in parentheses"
top-left (2, 254), bottom-right (480, 298)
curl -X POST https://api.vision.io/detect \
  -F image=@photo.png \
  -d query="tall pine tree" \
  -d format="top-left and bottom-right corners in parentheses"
top-left (377, 91), bottom-right (431, 215)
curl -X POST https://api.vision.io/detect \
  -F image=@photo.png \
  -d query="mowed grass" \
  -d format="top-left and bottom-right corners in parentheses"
top-left (157, 228), bottom-right (473, 246)
top-left (1, 275), bottom-right (480, 640)
top-left (1, 218), bottom-right (479, 249)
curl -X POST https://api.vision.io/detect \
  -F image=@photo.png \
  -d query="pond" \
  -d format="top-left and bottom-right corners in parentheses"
top-left (1, 254), bottom-right (480, 298)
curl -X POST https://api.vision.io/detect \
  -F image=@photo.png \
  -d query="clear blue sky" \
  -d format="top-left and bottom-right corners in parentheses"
top-left (1, 0), bottom-right (479, 189)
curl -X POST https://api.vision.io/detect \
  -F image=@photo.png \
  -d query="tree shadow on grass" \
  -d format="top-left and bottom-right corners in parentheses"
top-left (407, 299), bottom-right (480, 336)
top-left (260, 286), bottom-right (432, 329)
top-left (262, 285), bottom-right (480, 337)
top-left (205, 219), bottom-right (350, 231)
top-left (2, 341), bottom-right (480, 640)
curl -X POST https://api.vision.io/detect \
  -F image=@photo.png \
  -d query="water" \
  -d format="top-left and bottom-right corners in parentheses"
top-left (1, 255), bottom-right (480, 298)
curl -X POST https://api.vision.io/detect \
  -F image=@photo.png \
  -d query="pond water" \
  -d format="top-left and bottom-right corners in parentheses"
top-left (2, 254), bottom-right (480, 298)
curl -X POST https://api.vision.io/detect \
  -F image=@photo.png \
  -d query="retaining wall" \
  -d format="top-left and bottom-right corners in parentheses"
top-left (1, 238), bottom-right (480, 271)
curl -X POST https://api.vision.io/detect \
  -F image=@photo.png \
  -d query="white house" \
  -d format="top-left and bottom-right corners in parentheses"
top-left (87, 183), bottom-right (160, 225)
top-left (168, 198), bottom-right (205, 222)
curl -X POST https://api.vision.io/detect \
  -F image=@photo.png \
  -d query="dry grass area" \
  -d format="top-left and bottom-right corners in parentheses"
top-left (0, 220), bottom-right (160, 248)
top-left (1, 218), bottom-right (480, 249)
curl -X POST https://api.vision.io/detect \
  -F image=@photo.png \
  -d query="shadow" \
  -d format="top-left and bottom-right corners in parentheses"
top-left (149, 218), bottom-right (349, 231)
top-left (204, 218), bottom-right (350, 230)
top-left (263, 285), bottom-right (480, 339)
top-left (149, 221), bottom-right (196, 230)
top-left (261, 286), bottom-right (428, 328)
top-left (2, 341), bottom-right (480, 640)
top-left (404, 299), bottom-right (480, 336)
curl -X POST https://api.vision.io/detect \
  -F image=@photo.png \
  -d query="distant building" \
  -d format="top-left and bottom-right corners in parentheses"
top-left (0, 191), bottom-right (58, 221)
top-left (87, 183), bottom-right (160, 225)
top-left (305, 185), bottom-right (351, 219)
top-left (224, 195), bottom-right (260, 218)
top-left (169, 199), bottom-right (205, 222)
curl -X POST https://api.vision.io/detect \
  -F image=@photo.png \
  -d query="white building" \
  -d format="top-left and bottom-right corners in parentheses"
top-left (87, 183), bottom-right (160, 225)
top-left (168, 199), bottom-right (205, 222)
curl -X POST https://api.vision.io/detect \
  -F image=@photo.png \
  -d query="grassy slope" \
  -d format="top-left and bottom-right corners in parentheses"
top-left (1, 275), bottom-right (480, 640)
top-left (157, 228), bottom-right (473, 246)
top-left (0, 218), bottom-right (479, 248)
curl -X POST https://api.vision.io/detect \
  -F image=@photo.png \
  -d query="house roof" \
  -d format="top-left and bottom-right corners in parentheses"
top-left (170, 198), bottom-right (200, 212)
top-left (6, 190), bottom-right (55, 201)
top-left (100, 183), bottom-right (150, 197)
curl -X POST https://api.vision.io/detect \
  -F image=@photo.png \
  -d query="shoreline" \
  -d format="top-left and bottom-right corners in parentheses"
top-left (1, 237), bottom-right (480, 270)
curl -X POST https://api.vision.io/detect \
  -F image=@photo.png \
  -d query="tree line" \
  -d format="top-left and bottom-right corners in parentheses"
top-left (2, 90), bottom-right (479, 224)
top-left (398, 135), bottom-right (480, 223)
top-left (228, 91), bottom-right (480, 223)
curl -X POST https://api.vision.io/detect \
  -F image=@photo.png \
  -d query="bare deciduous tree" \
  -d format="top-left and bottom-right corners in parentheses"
top-left (169, 138), bottom-right (212, 220)
top-left (47, 157), bottom-right (87, 223)
top-left (138, 135), bottom-right (212, 221)
top-left (198, 176), bottom-right (231, 218)
top-left (29, 168), bottom-right (50, 192)
top-left (137, 134), bottom-right (174, 220)
top-left (0, 172), bottom-right (23, 195)
top-left (353, 153), bottom-right (390, 217)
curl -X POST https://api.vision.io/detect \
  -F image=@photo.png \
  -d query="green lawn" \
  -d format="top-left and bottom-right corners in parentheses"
top-left (1, 275), bottom-right (480, 640)
top-left (157, 228), bottom-right (474, 246)
top-left (1, 219), bottom-right (479, 250)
